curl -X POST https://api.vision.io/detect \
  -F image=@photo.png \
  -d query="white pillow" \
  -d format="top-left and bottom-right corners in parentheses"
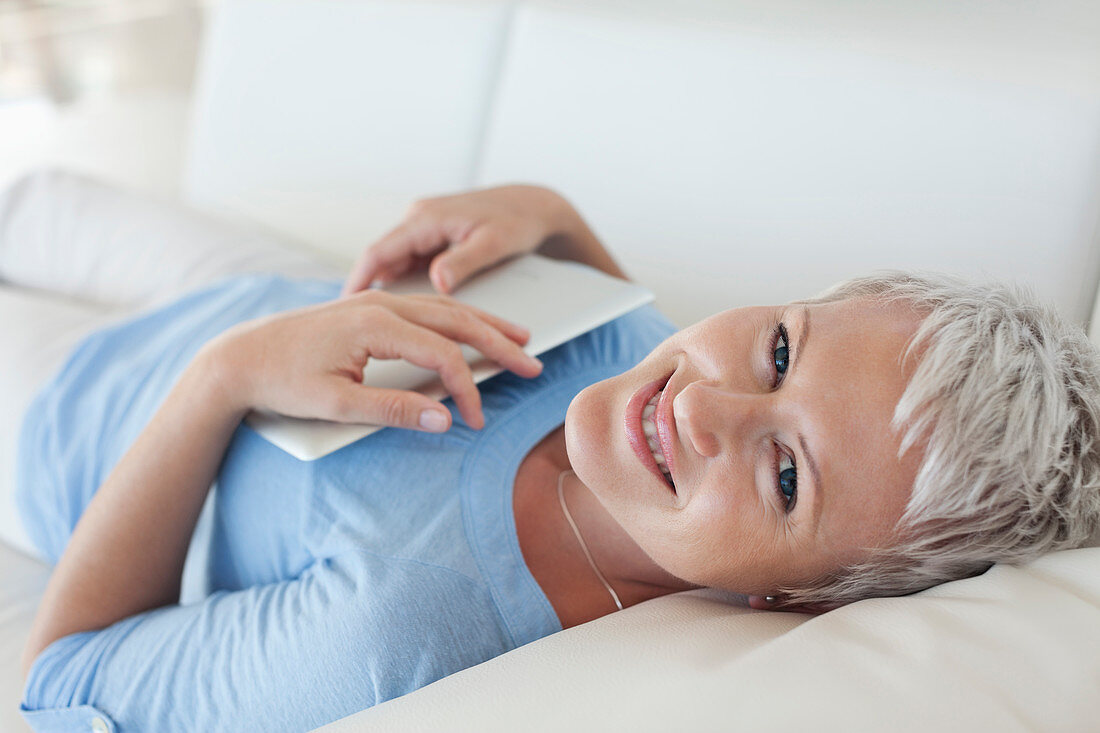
top-left (317, 547), bottom-right (1100, 732)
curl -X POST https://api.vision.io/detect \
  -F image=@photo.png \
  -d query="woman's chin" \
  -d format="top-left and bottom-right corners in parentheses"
top-left (563, 391), bottom-right (587, 476)
top-left (563, 381), bottom-right (609, 490)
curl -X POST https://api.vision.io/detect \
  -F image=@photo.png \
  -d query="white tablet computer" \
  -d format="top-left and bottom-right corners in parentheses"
top-left (246, 254), bottom-right (655, 460)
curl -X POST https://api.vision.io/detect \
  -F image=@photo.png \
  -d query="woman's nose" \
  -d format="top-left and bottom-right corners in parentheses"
top-left (672, 381), bottom-right (767, 459)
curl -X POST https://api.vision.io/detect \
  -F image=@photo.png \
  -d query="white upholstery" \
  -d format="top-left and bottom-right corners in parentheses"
top-left (0, 91), bottom-right (190, 200)
top-left (185, 0), bottom-right (1100, 329)
top-left (0, 545), bottom-right (48, 733)
top-left (476, 1), bottom-right (1100, 327)
top-left (1092, 287), bottom-right (1100, 347)
top-left (184, 0), bottom-right (514, 259)
top-left (4, 0), bottom-right (1100, 731)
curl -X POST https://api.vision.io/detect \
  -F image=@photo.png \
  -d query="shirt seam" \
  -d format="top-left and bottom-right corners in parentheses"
top-left (305, 463), bottom-right (483, 588)
top-left (317, 542), bottom-right (487, 592)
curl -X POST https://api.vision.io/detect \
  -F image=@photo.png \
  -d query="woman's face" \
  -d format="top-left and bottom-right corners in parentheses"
top-left (564, 297), bottom-right (925, 594)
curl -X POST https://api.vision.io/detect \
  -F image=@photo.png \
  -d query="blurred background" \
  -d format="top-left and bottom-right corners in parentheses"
top-left (1, 0), bottom-right (1098, 331)
top-left (0, 0), bottom-right (211, 196)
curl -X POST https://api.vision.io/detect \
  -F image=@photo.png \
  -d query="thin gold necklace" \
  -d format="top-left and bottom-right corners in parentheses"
top-left (556, 469), bottom-right (623, 611)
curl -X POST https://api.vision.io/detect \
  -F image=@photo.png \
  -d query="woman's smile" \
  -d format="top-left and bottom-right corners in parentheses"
top-left (641, 391), bottom-right (673, 486)
top-left (625, 374), bottom-right (676, 495)
top-left (654, 373), bottom-right (680, 490)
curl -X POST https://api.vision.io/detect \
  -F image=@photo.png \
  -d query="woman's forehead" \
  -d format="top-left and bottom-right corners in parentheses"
top-left (799, 298), bottom-right (924, 555)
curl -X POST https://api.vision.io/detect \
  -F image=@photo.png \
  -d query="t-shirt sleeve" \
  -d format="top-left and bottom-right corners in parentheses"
top-left (19, 551), bottom-right (480, 732)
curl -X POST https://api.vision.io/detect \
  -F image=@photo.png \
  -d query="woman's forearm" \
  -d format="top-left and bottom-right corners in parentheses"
top-left (20, 344), bottom-right (245, 679)
top-left (538, 190), bottom-right (630, 281)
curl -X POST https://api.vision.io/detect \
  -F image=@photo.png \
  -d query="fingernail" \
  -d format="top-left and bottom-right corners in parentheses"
top-left (527, 354), bottom-right (543, 369)
top-left (419, 409), bottom-right (448, 432)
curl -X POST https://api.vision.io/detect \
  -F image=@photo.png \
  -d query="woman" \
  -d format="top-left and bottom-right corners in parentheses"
top-left (7, 170), bottom-right (1099, 731)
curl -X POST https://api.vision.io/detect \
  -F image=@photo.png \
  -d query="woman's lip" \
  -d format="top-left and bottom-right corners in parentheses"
top-left (654, 379), bottom-right (678, 487)
top-left (624, 373), bottom-right (676, 495)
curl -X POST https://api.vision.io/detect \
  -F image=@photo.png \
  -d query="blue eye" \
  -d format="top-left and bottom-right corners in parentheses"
top-left (767, 322), bottom-right (796, 512)
top-left (772, 324), bottom-right (789, 380)
top-left (776, 449), bottom-right (798, 512)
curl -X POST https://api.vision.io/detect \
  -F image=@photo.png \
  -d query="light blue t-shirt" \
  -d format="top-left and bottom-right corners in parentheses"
top-left (16, 274), bottom-right (677, 732)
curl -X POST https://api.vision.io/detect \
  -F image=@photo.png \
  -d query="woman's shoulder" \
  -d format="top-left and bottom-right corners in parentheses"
top-left (161, 272), bottom-right (341, 314)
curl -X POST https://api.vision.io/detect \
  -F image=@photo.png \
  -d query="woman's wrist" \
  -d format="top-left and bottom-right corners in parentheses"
top-left (191, 335), bottom-right (255, 417)
top-left (536, 187), bottom-right (629, 280)
top-left (534, 186), bottom-right (582, 240)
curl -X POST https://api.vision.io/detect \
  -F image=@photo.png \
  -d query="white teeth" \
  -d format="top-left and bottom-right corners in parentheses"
top-left (640, 391), bottom-right (673, 487)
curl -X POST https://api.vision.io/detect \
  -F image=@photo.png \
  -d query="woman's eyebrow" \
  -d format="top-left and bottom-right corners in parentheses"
top-left (799, 432), bottom-right (823, 529)
top-left (794, 306), bottom-right (825, 528)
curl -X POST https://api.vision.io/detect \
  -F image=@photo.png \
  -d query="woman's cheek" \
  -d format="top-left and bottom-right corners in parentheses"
top-left (655, 500), bottom-right (737, 587)
top-left (635, 521), bottom-right (714, 588)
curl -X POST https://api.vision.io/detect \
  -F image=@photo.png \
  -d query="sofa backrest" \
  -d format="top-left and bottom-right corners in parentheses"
top-left (184, 0), bottom-right (513, 254)
top-left (185, 0), bottom-right (1100, 328)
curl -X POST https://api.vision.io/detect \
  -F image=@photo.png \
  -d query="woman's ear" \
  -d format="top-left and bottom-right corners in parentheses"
top-left (747, 594), bottom-right (849, 615)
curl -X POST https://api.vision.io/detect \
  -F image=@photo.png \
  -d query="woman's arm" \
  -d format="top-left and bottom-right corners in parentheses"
top-left (21, 290), bottom-right (541, 680)
top-left (341, 184), bottom-right (629, 297)
top-left (20, 348), bottom-right (241, 678)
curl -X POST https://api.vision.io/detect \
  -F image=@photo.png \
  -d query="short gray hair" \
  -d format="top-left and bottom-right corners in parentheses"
top-left (775, 271), bottom-right (1100, 608)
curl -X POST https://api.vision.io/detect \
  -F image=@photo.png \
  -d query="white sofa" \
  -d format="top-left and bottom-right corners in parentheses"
top-left (4, 0), bottom-right (1100, 730)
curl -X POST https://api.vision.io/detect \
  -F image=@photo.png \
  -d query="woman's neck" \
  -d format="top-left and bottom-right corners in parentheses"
top-left (513, 425), bottom-right (699, 629)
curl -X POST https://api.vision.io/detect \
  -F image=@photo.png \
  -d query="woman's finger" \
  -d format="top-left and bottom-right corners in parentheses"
top-left (361, 307), bottom-right (485, 429)
top-left (371, 253), bottom-right (412, 287)
top-left (402, 293), bottom-right (530, 345)
top-left (427, 226), bottom-right (509, 294)
top-left (341, 222), bottom-right (414, 296)
top-left (342, 239), bottom-right (390, 297)
top-left (370, 220), bottom-right (453, 278)
top-left (323, 380), bottom-right (453, 432)
top-left (342, 220), bottom-right (446, 296)
top-left (456, 301), bottom-right (531, 346)
top-left (374, 296), bottom-right (541, 378)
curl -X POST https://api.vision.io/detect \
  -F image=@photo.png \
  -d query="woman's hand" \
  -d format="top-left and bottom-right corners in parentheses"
top-left (342, 184), bottom-right (617, 296)
top-left (204, 289), bottom-right (542, 432)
